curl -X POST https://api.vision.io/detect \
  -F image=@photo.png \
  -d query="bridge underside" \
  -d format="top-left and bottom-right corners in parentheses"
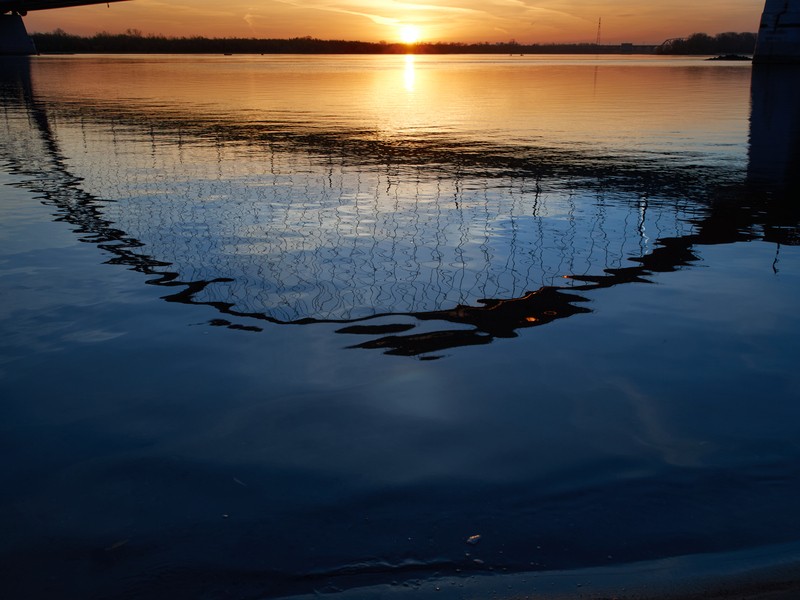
top-left (0, 1), bottom-right (127, 55)
top-left (0, 0), bottom-right (127, 11)
top-left (0, 14), bottom-right (36, 55)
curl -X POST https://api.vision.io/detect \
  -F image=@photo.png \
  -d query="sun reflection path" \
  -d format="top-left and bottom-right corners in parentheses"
top-left (404, 55), bottom-right (415, 92)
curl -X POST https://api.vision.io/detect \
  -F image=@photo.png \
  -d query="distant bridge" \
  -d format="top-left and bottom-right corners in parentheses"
top-left (0, 0), bottom-right (127, 54)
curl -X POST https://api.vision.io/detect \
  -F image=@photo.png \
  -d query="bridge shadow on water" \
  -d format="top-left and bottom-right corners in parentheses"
top-left (1, 57), bottom-right (799, 359)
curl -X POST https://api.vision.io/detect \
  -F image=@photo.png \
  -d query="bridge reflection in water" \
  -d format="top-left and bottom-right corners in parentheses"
top-left (1, 57), bottom-right (798, 358)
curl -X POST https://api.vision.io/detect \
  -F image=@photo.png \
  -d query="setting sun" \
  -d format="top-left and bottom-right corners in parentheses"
top-left (399, 25), bottom-right (421, 45)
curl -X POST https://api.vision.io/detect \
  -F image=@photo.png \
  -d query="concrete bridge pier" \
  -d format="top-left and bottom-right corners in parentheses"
top-left (0, 14), bottom-right (37, 55)
top-left (749, 65), bottom-right (800, 194)
top-left (755, 0), bottom-right (800, 63)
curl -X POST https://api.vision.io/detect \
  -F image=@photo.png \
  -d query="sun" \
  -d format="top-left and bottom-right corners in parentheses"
top-left (399, 25), bottom-right (421, 45)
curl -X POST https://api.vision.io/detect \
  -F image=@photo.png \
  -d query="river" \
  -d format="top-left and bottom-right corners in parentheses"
top-left (1, 54), bottom-right (799, 599)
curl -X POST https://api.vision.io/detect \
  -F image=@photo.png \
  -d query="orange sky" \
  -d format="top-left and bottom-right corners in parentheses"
top-left (25, 1), bottom-right (764, 45)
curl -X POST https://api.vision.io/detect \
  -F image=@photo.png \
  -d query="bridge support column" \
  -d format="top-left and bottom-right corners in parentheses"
top-left (0, 14), bottom-right (37, 55)
top-left (755, 0), bottom-right (800, 63)
top-left (748, 65), bottom-right (800, 194)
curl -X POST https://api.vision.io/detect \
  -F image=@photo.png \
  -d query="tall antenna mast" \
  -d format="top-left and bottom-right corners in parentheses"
top-left (596, 17), bottom-right (602, 45)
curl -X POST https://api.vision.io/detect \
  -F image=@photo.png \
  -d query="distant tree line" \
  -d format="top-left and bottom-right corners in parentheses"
top-left (31, 29), bottom-right (756, 56)
top-left (656, 32), bottom-right (757, 55)
top-left (31, 29), bottom-right (652, 55)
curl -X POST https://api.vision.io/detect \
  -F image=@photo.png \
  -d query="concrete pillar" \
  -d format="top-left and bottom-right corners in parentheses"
top-left (748, 65), bottom-right (800, 195)
top-left (754, 0), bottom-right (800, 63)
top-left (0, 14), bottom-right (37, 55)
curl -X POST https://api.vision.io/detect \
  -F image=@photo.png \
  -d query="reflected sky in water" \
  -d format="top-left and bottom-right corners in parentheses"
top-left (1, 56), bottom-right (756, 332)
top-left (1, 55), bottom-right (800, 599)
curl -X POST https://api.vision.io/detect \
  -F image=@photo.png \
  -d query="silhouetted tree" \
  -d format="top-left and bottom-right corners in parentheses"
top-left (657, 32), bottom-right (757, 55)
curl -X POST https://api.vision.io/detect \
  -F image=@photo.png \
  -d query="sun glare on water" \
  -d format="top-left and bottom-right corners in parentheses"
top-left (399, 25), bottom-right (421, 45)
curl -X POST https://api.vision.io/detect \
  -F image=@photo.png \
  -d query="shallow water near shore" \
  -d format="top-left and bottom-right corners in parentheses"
top-left (1, 55), bottom-right (799, 599)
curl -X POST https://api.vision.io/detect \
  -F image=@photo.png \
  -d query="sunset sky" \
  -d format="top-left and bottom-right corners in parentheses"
top-left (26, 0), bottom-right (764, 45)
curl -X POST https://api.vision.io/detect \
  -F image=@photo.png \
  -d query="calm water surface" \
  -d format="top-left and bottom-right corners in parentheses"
top-left (1, 55), bottom-right (799, 599)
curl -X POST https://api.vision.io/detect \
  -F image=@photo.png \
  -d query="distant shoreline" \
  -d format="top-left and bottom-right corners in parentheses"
top-left (29, 31), bottom-right (756, 56)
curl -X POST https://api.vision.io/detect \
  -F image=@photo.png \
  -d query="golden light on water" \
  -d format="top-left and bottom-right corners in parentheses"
top-left (404, 55), bottom-right (416, 92)
top-left (399, 25), bottom-right (421, 45)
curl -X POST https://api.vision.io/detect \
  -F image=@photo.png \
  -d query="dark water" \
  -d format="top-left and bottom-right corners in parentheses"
top-left (1, 55), bottom-right (799, 599)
